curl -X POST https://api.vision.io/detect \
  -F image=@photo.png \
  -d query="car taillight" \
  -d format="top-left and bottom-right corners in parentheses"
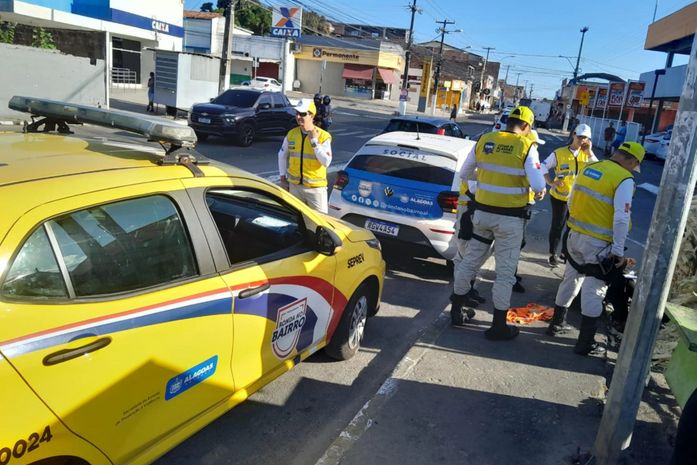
top-left (436, 128), bottom-right (445, 135)
top-left (334, 170), bottom-right (349, 190)
top-left (437, 191), bottom-right (458, 213)
top-left (495, 123), bottom-right (501, 129)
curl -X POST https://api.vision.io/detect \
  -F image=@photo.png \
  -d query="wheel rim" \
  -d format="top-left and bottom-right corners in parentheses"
top-left (243, 127), bottom-right (254, 144)
top-left (348, 295), bottom-right (368, 350)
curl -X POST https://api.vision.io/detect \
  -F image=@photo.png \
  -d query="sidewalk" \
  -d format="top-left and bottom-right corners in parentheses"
top-left (315, 211), bottom-right (679, 465)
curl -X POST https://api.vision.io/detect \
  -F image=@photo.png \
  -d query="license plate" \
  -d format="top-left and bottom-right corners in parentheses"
top-left (198, 117), bottom-right (211, 124)
top-left (364, 218), bottom-right (400, 237)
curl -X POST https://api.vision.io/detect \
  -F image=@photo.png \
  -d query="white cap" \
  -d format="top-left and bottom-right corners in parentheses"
top-left (528, 129), bottom-right (546, 145)
top-left (574, 123), bottom-right (592, 138)
top-left (294, 98), bottom-right (317, 114)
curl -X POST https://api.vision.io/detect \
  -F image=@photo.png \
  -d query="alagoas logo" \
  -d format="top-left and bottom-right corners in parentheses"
top-left (272, 298), bottom-right (308, 358)
top-left (483, 141), bottom-right (495, 154)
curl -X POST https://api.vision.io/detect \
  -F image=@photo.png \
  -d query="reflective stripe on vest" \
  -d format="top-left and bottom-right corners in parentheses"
top-left (286, 127), bottom-right (331, 187)
top-left (550, 146), bottom-right (593, 202)
top-left (458, 180), bottom-right (469, 206)
top-left (567, 160), bottom-right (633, 242)
top-left (474, 131), bottom-right (532, 208)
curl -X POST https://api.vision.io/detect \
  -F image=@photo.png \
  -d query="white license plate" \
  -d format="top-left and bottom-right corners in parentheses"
top-left (198, 117), bottom-right (211, 124)
top-left (364, 218), bottom-right (400, 237)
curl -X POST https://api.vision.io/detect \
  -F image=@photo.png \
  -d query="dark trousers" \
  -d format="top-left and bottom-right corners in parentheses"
top-left (549, 196), bottom-right (569, 255)
top-left (671, 388), bottom-right (697, 465)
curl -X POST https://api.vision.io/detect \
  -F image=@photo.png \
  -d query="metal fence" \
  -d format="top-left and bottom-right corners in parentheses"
top-left (111, 67), bottom-right (137, 84)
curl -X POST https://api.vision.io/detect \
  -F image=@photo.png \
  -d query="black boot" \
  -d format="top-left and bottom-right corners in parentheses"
top-left (546, 305), bottom-right (573, 336)
top-left (512, 275), bottom-right (525, 293)
top-left (574, 315), bottom-right (606, 356)
top-left (466, 280), bottom-right (486, 303)
top-left (484, 309), bottom-right (520, 340)
top-left (450, 293), bottom-right (477, 327)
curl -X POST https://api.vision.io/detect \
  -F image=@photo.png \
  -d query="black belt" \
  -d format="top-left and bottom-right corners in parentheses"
top-left (473, 202), bottom-right (531, 219)
top-left (562, 230), bottom-right (624, 284)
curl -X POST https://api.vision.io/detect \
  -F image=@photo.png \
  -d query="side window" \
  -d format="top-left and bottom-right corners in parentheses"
top-left (2, 195), bottom-right (198, 299)
top-left (257, 94), bottom-right (273, 108)
top-left (443, 125), bottom-right (454, 137)
top-left (206, 189), bottom-right (306, 265)
top-left (2, 227), bottom-right (68, 298)
top-left (452, 125), bottom-right (463, 138)
top-left (271, 94), bottom-right (285, 108)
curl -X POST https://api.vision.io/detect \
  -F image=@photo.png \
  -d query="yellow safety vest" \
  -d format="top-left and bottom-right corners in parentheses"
top-left (457, 180), bottom-right (470, 207)
top-left (474, 131), bottom-right (533, 209)
top-left (550, 146), bottom-right (594, 202)
top-left (567, 160), bottom-right (633, 242)
top-left (286, 127), bottom-right (332, 187)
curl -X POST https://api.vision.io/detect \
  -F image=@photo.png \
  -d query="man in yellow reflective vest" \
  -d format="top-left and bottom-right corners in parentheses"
top-left (542, 123), bottom-right (598, 267)
top-left (451, 106), bottom-right (546, 340)
top-left (547, 141), bottom-right (645, 356)
top-left (278, 98), bottom-right (333, 213)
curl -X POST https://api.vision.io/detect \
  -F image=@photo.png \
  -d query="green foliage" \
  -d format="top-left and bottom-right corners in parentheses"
top-left (31, 27), bottom-right (56, 49)
top-left (200, 2), bottom-right (214, 12)
top-left (234, 0), bottom-right (271, 35)
top-left (303, 11), bottom-right (332, 35)
top-left (0, 22), bottom-right (16, 44)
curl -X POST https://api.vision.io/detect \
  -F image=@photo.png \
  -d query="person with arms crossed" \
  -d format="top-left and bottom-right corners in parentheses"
top-left (278, 98), bottom-right (333, 213)
top-left (450, 106), bottom-right (546, 339)
top-left (546, 142), bottom-right (644, 355)
top-left (542, 123), bottom-right (598, 267)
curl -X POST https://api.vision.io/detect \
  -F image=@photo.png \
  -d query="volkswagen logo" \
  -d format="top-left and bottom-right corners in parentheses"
top-left (384, 187), bottom-right (393, 197)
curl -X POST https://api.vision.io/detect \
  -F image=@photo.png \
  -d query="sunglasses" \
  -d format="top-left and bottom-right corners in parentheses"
top-left (296, 112), bottom-right (309, 117)
top-left (575, 135), bottom-right (589, 140)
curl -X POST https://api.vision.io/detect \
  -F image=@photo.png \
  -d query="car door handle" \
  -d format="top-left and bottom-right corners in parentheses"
top-left (43, 337), bottom-right (112, 366)
top-left (238, 283), bottom-right (270, 299)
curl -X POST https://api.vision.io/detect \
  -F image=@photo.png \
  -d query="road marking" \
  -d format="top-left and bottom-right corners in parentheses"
top-left (627, 237), bottom-right (646, 247)
top-left (336, 130), bottom-right (371, 137)
top-left (638, 183), bottom-right (659, 195)
top-left (334, 110), bottom-right (386, 120)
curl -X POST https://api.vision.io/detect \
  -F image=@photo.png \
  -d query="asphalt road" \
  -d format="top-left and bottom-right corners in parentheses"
top-left (61, 108), bottom-right (664, 464)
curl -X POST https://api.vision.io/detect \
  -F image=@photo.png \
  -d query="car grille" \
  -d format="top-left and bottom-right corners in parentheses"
top-left (191, 113), bottom-right (225, 124)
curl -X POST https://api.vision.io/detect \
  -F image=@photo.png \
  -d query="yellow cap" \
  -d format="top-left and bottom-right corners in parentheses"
top-left (509, 106), bottom-right (534, 127)
top-left (618, 141), bottom-right (645, 172)
top-left (294, 98), bottom-right (317, 115)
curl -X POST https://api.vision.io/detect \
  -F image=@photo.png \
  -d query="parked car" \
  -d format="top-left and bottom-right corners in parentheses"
top-left (492, 109), bottom-right (511, 132)
top-left (328, 131), bottom-right (476, 264)
top-left (381, 116), bottom-right (466, 138)
top-left (189, 88), bottom-right (296, 146)
top-left (655, 130), bottom-right (672, 160)
top-left (1, 96), bottom-right (385, 465)
top-left (643, 129), bottom-right (672, 159)
top-left (241, 76), bottom-right (283, 92)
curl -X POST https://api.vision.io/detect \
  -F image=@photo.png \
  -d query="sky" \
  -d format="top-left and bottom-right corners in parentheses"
top-left (184, 0), bottom-right (695, 99)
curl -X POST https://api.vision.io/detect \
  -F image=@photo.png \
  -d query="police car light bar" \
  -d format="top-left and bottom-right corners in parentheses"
top-left (9, 96), bottom-right (197, 147)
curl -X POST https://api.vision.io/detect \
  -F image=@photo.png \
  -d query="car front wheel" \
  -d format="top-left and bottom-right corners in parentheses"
top-left (237, 123), bottom-right (255, 146)
top-left (325, 284), bottom-right (372, 360)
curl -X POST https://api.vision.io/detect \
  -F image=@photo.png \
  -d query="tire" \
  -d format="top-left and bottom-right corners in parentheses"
top-left (195, 132), bottom-right (209, 142)
top-left (237, 123), bottom-right (255, 147)
top-left (325, 284), bottom-right (372, 360)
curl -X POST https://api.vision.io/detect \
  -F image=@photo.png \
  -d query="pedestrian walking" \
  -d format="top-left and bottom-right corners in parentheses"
top-left (547, 142), bottom-right (645, 356)
top-left (450, 106), bottom-right (546, 340)
top-left (603, 122), bottom-right (616, 155)
top-left (542, 123), bottom-right (598, 267)
top-left (611, 121), bottom-right (627, 152)
top-left (450, 104), bottom-right (458, 122)
top-left (146, 72), bottom-right (155, 112)
top-left (278, 98), bottom-right (333, 213)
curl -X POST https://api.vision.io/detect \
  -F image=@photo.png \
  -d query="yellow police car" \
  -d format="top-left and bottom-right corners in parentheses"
top-left (0, 97), bottom-right (384, 465)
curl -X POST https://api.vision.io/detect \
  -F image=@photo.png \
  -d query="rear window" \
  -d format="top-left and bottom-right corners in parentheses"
top-left (347, 154), bottom-right (453, 185)
top-left (212, 89), bottom-right (260, 107)
top-left (500, 114), bottom-right (509, 124)
top-left (384, 120), bottom-right (438, 134)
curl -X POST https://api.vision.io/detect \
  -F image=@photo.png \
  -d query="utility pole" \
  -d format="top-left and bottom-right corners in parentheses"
top-left (479, 46), bottom-right (495, 96)
top-left (514, 72), bottom-right (522, 104)
top-left (218, 0), bottom-right (235, 94)
top-left (567, 26), bottom-right (588, 132)
top-left (399, 0), bottom-right (421, 116)
top-left (430, 19), bottom-right (455, 116)
top-left (504, 64), bottom-right (510, 84)
top-left (593, 32), bottom-right (697, 465)
top-left (529, 83), bottom-right (534, 99)
top-left (573, 26), bottom-right (589, 81)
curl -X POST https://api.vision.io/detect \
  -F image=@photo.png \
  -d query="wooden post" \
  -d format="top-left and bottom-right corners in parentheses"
top-left (593, 31), bottom-right (697, 465)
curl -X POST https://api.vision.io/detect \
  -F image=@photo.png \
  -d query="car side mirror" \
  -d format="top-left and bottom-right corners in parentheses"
top-left (258, 103), bottom-right (272, 110)
top-left (209, 98), bottom-right (214, 102)
top-left (315, 225), bottom-right (342, 256)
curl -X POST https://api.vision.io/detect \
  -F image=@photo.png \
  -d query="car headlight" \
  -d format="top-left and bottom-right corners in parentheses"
top-left (222, 115), bottom-right (238, 124)
top-left (366, 238), bottom-right (382, 251)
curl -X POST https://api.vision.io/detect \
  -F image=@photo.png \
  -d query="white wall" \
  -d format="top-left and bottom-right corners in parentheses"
top-left (640, 65), bottom-right (687, 100)
top-left (0, 43), bottom-right (106, 119)
top-left (111, 0), bottom-right (183, 27)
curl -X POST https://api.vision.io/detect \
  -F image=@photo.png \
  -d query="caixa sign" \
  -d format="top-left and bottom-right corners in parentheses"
top-left (151, 19), bottom-right (170, 33)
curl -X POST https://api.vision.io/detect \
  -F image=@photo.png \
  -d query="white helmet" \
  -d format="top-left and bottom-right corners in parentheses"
top-left (574, 123), bottom-right (592, 138)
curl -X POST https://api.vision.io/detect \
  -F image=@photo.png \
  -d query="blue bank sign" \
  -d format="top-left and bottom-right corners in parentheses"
top-left (271, 7), bottom-right (302, 38)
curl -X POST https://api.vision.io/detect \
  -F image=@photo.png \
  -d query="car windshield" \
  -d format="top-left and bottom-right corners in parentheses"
top-left (384, 120), bottom-right (438, 134)
top-left (347, 154), bottom-right (453, 185)
top-left (212, 89), bottom-right (260, 107)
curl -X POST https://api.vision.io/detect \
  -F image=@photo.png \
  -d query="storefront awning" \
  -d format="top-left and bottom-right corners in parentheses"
top-left (342, 64), bottom-right (374, 80)
top-left (378, 68), bottom-right (399, 85)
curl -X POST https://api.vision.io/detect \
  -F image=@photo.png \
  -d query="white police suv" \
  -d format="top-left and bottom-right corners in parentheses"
top-left (328, 131), bottom-right (476, 261)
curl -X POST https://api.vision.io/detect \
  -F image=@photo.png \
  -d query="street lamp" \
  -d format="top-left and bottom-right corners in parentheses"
top-left (573, 27), bottom-right (589, 81)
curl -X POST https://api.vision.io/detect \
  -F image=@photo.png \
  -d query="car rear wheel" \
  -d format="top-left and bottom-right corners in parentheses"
top-left (195, 132), bottom-right (209, 142)
top-left (325, 284), bottom-right (372, 360)
top-left (237, 124), bottom-right (255, 147)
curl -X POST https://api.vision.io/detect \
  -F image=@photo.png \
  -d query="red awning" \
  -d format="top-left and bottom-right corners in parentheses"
top-left (342, 64), bottom-right (374, 80)
top-left (378, 68), bottom-right (399, 85)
